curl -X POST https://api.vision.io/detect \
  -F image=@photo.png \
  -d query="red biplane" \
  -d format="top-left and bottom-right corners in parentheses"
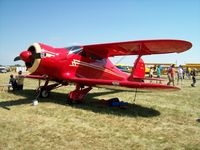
top-left (14, 39), bottom-right (192, 103)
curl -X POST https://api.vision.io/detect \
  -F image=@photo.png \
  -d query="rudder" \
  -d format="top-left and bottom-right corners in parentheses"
top-left (128, 56), bottom-right (145, 81)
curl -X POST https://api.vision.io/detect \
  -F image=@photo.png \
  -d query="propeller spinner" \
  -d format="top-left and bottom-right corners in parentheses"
top-left (14, 43), bottom-right (45, 73)
top-left (14, 51), bottom-right (43, 62)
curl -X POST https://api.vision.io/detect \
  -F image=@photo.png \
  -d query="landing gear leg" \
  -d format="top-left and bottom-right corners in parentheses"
top-left (39, 80), bottom-right (50, 98)
top-left (40, 82), bottom-right (62, 98)
top-left (67, 84), bottom-right (92, 104)
top-left (35, 80), bottom-right (63, 98)
top-left (32, 79), bottom-right (67, 106)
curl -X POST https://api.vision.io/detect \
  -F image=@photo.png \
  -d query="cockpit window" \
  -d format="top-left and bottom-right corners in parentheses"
top-left (66, 46), bottom-right (83, 54)
top-left (65, 46), bottom-right (105, 63)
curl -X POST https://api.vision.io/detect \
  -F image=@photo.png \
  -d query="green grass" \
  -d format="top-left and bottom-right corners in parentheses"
top-left (0, 73), bottom-right (200, 150)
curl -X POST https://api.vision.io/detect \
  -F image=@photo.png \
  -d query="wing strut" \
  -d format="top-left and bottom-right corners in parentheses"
top-left (115, 44), bottom-right (142, 65)
top-left (133, 88), bottom-right (138, 103)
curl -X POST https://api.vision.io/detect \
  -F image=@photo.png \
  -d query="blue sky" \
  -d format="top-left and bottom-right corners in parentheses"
top-left (0, 0), bottom-right (199, 66)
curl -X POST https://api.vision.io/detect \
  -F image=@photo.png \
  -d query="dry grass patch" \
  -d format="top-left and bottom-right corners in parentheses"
top-left (0, 73), bottom-right (200, 150)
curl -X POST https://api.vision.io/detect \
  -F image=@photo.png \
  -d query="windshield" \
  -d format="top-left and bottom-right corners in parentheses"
top-left (65, 46), bottom-right (83, 54)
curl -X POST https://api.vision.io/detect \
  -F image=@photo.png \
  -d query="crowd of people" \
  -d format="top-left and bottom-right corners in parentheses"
top-left (148, 65), bottom-right (197, 87)
top-left (8, 71), bottom-right (24, 91)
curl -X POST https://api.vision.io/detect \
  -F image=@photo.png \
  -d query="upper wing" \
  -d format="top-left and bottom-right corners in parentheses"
top-left (83, 39), bottom-right (192, 57)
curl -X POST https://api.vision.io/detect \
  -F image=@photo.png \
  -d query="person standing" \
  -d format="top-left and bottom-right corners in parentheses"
top-left (182, 67), bottom-right (185, 79)
top-left (8, 74), bottom-right (17, 91)
top-left (177, 65), bottom-right (183, 85)
top-left (191, 69), bottom-right (196, 87)
top-left (157, 65), bottom-right (162, 78)
top-left (149, 66), bottom-right (154, 83)
top-left (156, 65), bottom-right (162, 83)
top-left (16, 71), bottom-right (24, 90)
top-left (149, 67), bottom-right (154, 78)
top-left (186, 67), bottom-right (191, 79)
top-left (167, 64), bottom-right (176, 86)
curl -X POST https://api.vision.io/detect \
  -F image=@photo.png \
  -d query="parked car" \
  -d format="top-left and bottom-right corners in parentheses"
top-left (0, 67), bottom-right (7, 73)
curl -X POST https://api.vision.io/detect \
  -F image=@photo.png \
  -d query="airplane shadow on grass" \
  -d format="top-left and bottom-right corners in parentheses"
top-left (0, 89), bottom-right (160, 118)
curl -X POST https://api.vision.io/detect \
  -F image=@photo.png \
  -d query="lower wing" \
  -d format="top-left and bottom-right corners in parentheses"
top-left (23, 75), bottom-right (179, 90)
top-left (22, 75), bottom-right (48, 80)
top-left (68, 77), bottom-right (180, 90)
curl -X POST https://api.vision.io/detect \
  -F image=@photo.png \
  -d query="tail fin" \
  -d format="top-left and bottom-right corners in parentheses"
top-left (128, 56), bottom-right (145, 81)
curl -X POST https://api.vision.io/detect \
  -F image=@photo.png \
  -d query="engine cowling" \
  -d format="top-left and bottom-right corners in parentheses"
top-left (25, 43), bottom-right (42, 74)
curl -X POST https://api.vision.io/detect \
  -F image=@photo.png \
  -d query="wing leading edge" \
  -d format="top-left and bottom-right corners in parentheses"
top-left (68, 77), bottom-right (180, 90)
top-left (83, 39), bottom-right (192, 57)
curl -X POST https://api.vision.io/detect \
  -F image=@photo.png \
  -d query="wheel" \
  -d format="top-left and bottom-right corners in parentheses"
top-left (40, 88), bottom-right (49, 98)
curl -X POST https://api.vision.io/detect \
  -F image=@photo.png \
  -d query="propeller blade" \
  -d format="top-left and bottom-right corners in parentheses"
top-left (14, 56), bottom-right (21, 61)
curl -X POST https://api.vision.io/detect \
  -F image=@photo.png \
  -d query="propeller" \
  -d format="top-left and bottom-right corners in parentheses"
top-left (14, 51), bottom-right (46, 62)
top-left (14, 56), bottom-right (21, 61)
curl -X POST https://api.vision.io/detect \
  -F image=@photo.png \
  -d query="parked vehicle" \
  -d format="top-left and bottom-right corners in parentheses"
top-left (0, 67), bottom-right (7, 73)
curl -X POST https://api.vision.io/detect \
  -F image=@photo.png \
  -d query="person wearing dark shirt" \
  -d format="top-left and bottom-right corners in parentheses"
top-left (191, 69), bottom-right (196, 87)
top-left (9, 74), bottom-right (17, 91)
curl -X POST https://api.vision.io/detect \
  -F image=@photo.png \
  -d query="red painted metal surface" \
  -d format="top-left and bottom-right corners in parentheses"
top-left (128, 56), bottom-right (145, 81)
top-left (83, 39), bottom-right (192, 57)
top-left (20, 51), bottom-right (32, 62)
top-left (16, 39), bottom-right (192, 93)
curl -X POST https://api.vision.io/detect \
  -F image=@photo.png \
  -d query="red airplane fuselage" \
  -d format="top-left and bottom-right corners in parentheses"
top-left (21, 43), bottom-right (129, 82)
top-left (16, 39), bottom-right (192, 102)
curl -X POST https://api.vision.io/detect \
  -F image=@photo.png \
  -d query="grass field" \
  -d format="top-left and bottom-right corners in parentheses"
top-left (0, 73), bottom-right (200, 150)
